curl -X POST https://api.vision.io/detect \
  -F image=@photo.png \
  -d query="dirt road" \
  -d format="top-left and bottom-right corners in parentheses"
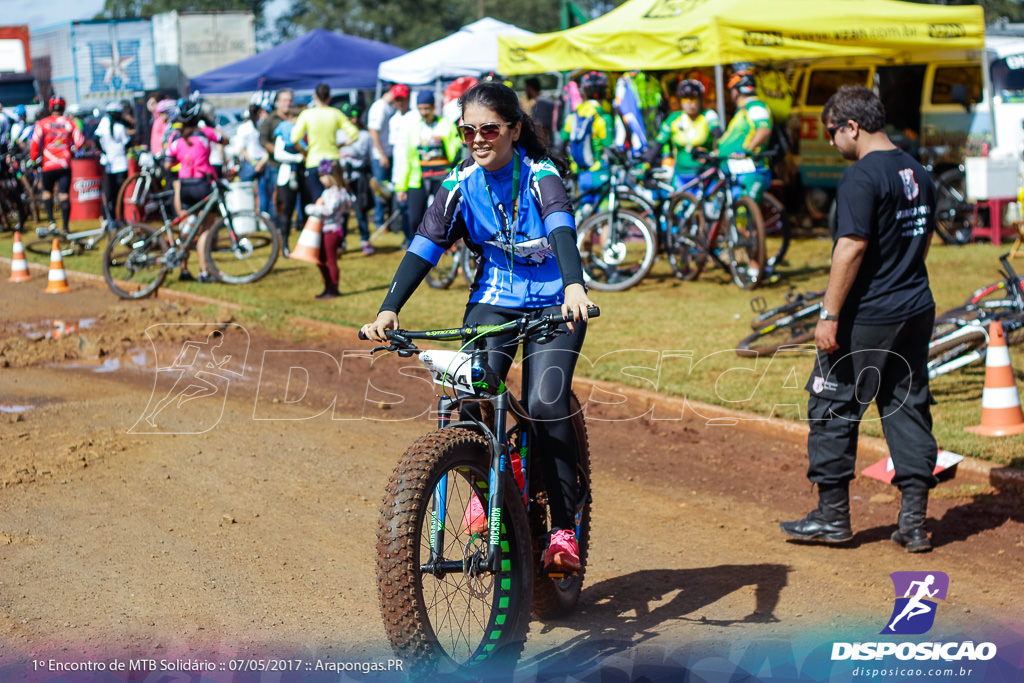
top-left (1, 277), bottom-right (1022, 681)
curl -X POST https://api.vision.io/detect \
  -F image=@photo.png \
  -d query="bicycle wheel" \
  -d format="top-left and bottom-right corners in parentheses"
top-left (26, 233), bottom-right (74, 257)
top-left (116, 173), bottom-right (148, 223)
top-left (203, 210), bottom-right (280, 284)
top-left (735, 304), bottom-right (819, 357)
top-left (934, 168), bottom-right (972, 246)
top-left (723, 195), bottom-right (767, 290)
top-left (531, 393), bottom-right (591, 619)
top-left (928, 326), bottom-right (988, 379)
top-left (666, 191), bottom-right (706, 281)
top-left (576, 208), bottom-right (657, 291)
top-left (102, 223), bottom-right (169, 299)
top-left (761, 192), bottom-right (791, 271)
top-left (425, 241), bottom-right (461, 290)
top-left (377, 428), bottom-right (533, 676)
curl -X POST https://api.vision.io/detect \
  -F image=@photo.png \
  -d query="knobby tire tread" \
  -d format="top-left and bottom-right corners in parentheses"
top-left (376, 428), bottom-right (532, 676)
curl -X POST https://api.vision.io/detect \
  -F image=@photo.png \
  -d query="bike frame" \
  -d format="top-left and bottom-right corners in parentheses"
top-left (366, 311), bottom-right (597, 577)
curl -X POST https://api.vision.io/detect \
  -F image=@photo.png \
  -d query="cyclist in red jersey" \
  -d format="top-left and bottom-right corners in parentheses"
top-left (30, 95), bottom-right (85, 236)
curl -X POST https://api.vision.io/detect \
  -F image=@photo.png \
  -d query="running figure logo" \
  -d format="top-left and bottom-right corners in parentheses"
top-left (131, 324), bottom-right (249, 434)
top-left (881, 571), bottom-right (949, 635)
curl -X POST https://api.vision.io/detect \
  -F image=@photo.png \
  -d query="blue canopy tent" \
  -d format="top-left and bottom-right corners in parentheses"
top-left (189, 28), bottom-right (405, 94)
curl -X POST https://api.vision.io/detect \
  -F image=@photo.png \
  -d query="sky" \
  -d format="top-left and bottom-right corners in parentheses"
top-left (7, 0), bottom-right (289, 34)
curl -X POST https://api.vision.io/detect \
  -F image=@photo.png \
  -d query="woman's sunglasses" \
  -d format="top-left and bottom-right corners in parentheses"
top-left (458, 121), bottom-right (512, 142)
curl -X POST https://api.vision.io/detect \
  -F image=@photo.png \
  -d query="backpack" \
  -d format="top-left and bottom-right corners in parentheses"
top-left (567, 109), bottom-right (597, 170)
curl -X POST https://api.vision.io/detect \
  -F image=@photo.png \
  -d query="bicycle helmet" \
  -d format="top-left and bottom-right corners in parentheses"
top-left (178, 98), bottom-right (203, 124)
top-left (48, 95), bottom-right (66, 112)
top-left (580, 71), bottom-right (608, 97)
top-left (677, 79), bottom-right (705, 100)
top-left (14, 104), bottom-right (26, 118)
top-left (339, 102), bottom-right (360, 120)
top-left (727, 71), bottom-right (757, 96)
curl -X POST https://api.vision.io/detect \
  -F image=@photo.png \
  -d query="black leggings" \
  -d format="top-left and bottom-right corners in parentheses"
top-left (463, 302), bottom-right (586, 530)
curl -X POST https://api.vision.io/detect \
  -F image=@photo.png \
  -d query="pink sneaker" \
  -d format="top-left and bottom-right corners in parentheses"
top-left (461, 495), bottom-right (486, 536)
top-left (544, 529), bottom-right (581, 573)
top-left (361, 240), bottom-right (375, 255)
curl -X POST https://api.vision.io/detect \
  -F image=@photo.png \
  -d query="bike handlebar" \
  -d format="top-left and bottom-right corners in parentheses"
top-left (358, 306), bottom-right (601, 349)
top-left (692, 148), bottom-right (778, 165)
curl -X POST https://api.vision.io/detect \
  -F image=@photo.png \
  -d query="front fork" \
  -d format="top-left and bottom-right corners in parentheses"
top-left (429, 392), bottom-right (516, 574)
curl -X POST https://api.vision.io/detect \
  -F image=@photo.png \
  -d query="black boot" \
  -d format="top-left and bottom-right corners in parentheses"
top-left (891, 486), bottom-right (932, 553)
top-left (780, 484), bottom-right (852, 543)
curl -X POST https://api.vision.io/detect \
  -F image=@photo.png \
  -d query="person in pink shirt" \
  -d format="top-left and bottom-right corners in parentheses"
top-left (165, 98), bottom-right (229, 282)
top-left (150, 99), bottom-right (175, 157)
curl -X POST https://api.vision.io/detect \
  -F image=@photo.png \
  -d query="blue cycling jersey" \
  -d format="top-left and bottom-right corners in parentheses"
top-left (409, 149), bottom-right (575, 309)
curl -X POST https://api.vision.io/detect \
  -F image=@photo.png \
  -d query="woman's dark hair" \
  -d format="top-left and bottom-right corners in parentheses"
top-left (821, 85), bottom-right (886, 133)
top-left (459, 81), bottom-right (568, 174)
top-left (315, 83), bottom-right (331, 104)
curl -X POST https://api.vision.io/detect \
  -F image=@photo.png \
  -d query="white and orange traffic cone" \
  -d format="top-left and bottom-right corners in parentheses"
top-left (43, 238), bottom-right (70, 294)
top-left (8, 232), bottom-right (31, 283)
top-left (290, 215), bottom-right (324, 265)
top-left (965, 320), bottom-right (1024, 436)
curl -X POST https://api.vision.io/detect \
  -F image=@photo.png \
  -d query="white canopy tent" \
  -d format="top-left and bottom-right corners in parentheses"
top-left (377, 18), bottom-right (533, 86)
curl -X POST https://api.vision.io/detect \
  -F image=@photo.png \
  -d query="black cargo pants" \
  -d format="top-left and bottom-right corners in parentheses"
top-left (804, 307), bottom-right (938, 491)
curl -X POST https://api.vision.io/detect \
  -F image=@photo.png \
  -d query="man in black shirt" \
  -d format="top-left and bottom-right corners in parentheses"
top-left (781, 86), bottom-right (938, 553)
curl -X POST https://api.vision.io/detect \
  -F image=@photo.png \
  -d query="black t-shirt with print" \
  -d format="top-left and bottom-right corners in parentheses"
top-left (834, 148), bottom-right (935, 324)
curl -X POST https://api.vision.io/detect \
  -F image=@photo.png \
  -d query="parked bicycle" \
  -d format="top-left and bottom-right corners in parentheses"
top-left (669, 152), bottom-right (768, 290)
top-left (27, 219), bottom-right (120, 258)
top-left (571, 149), bottom-right (659, 290)
top-left (363, 307), bottom-right (598, 675)
top-left (735, 289), bottom-right (825, 357)
top-left (102, 177), bottom-right (279, 298)
top-left (115, 149), bottom-right (174, 224)
top-left (0, 152), bottom-right (35, 232)
top-left (927, 252), bottom-right (1024, 378)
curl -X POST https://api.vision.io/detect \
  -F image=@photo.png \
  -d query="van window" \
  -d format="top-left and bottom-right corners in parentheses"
top-left (931, 66), bottom-right (983, 105)
top-left (991, 55), bottom-right (1024, 102)
top-left (805, 69), bottom-right (869, 106)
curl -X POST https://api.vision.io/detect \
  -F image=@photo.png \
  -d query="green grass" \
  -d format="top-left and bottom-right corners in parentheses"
top-left (5, 220), bottom-right (1024, 466)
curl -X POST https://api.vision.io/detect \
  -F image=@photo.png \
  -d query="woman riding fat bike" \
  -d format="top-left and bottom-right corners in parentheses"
top-left (361, 81), bottom-right (596, 576)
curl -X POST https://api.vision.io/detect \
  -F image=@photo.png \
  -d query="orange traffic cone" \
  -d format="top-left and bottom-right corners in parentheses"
top-left (965, 320), bottom-right (1024, 436)
top-left (43, 238), bottom-right (70, 294)
top-left (8, 232), bottom-right (31, 282)
top-left (289, 215), bottom-right (324, 265)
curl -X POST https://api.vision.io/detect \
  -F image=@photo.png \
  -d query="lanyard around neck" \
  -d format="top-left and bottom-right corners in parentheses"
top-left (481, 148), bottom-right (521, 242)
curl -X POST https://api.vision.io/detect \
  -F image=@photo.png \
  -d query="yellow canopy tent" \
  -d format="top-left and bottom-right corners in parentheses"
top-left (498, 0), bottom-right (985, 74)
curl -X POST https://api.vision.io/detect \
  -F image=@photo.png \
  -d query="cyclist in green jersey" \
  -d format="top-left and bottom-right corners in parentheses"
top-left (717, 71), bottom-right (772, 203)
top-left (655, 79), bottom-right (721, 189)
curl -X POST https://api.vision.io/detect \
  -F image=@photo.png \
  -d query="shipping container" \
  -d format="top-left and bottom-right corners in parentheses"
top-left (0, 25), bottom-right (39, 107)
top-left (30, 19), bottom-right (158, 105)
top-left (153, 11), bottom-right (255, 96)
top-left (0, 25), bottom-right (32, 73)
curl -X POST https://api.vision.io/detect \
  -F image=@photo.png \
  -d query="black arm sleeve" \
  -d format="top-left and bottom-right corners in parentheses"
top-left (549, 225), bottom-right (585, 289)
top-left (379, 251), bottom-right (433, 314)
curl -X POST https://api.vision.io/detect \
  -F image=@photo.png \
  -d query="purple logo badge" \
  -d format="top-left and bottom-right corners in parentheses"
top-left (881, 571), bottom-right (949, 635)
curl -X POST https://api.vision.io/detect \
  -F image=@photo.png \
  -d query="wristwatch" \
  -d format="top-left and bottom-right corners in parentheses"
top-left (819, 308), bottom-right (839, 322)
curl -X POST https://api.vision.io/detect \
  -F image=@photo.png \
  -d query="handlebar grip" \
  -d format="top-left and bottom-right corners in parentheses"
top-left (358, 330), bottom-right (369, 341)
top-left (564, 305), bottom-right (601, 322)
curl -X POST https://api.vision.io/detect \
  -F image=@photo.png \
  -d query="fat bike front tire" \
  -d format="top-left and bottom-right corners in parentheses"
top-left (376, 427), bottom-right (533, 677)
